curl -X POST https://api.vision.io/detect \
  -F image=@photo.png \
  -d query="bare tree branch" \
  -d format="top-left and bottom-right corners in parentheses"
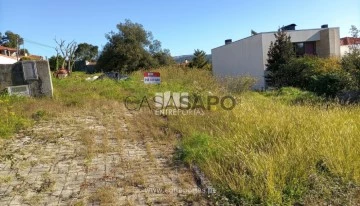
top-left (54, 38), bottom-right (78, 72)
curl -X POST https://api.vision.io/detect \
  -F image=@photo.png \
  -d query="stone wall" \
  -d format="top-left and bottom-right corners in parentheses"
top-left (0, 60), bottom-right (53, 97)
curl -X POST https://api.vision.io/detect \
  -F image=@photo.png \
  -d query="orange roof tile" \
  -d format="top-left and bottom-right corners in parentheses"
top-left (0, 45), bottom-right (17, 52)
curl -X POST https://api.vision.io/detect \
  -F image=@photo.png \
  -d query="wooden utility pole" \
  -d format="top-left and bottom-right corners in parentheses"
top-left (16, 38), bottom-right (19, 61)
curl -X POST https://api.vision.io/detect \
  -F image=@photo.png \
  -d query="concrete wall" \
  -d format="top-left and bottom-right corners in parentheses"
top-left (0, 60), bottom-right (53, 97)
top-left (284, 29), bottom-right (321, 42)
top-left (212, 34), bottom-right (265, 89)
top-left (316, 28), bottom-right (340, 57)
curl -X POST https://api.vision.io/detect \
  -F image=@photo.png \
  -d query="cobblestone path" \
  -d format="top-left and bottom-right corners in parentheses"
top-left (0, 105), bottom-right (208, 205)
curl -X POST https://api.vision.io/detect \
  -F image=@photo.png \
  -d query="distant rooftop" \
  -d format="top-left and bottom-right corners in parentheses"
top-left (340, 37), bottom-right (360, 45)
top-left (0, 45), bottom-right (17, 52)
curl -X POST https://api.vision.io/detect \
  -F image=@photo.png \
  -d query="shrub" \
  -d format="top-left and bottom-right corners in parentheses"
top-left (283, 56), bottom-right (351, 97)
top-left (20, 56), bottom-right (32, 61)
top-left (307, 72), bottom-right (350, 97)
top-left (341, 50), bottom-right (360, 89)
top-left (219, 76), bottom-right (256, 94)
top-left (263, 87), bottom-right (323, 104)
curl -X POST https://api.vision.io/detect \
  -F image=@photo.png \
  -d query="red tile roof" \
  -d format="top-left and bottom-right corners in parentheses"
top-left (0, 45), bottom-right (17, 52)
top-left (340, 37), bottom-right (360, 46)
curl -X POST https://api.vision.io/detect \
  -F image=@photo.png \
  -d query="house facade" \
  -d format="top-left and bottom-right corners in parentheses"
top-left (211, 25), bottom-right (341, 89)
top-left (340, 37), bottom-right (360, 56)
top-left (0, 46), bottom-right (18, 64)
top-left (0, 45), bottom-right (44, 64)
top-left (0, 54), bottom-right (17, 64)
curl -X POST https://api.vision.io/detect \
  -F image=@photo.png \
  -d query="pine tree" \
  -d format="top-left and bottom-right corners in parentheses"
top-left (191, 49), bottom-right (208, 69)
top-left (265, 29), bottom-right (295, 87)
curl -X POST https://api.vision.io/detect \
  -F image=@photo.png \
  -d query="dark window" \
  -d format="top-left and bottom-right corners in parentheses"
top-left (293, 41), bottom-right (316, 57)
top-left (294, 43), bottom-right (304, 56)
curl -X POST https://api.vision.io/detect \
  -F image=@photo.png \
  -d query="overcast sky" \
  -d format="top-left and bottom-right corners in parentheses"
top-left (1, 0), bottom-right (359, 58)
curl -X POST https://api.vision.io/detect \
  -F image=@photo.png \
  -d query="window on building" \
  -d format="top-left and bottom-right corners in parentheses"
top-left (293, 41), bottom-right (316, 57)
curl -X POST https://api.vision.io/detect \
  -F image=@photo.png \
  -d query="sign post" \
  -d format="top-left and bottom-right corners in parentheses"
top-left (144, 72), bottom-right (161, 84)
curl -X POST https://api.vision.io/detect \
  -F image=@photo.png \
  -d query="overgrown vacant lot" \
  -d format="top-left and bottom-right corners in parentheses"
top-left (1, 67), bottom-right (360, 205)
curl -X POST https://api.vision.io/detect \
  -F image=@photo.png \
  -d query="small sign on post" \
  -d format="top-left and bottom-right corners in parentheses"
top-left (144, 72), bottom-right (161, 84)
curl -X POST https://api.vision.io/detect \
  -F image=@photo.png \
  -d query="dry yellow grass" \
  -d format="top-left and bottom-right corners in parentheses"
top-left (1, 68), bottom-right (359, 205)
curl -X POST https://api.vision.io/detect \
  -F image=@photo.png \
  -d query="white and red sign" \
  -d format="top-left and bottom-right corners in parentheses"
top-left (144, 72), bottom-right (161, 84)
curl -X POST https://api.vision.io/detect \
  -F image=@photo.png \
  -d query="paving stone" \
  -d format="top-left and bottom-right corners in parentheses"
top-left (0, 109), bottom-right (209, 205)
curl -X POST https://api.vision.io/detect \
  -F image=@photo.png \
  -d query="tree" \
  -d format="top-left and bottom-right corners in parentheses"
top-left (19, 49), bottom-right (29, 56)
top-left (97, 19), bottom-right (172, 73)
top-left (341, 25), bottom-right (360, 89)
top-left (149, 40), bottom-right (175, 66)
top-left (1, 31), bottom-right (23, 48)
top-left (54, 38), bottom-right (77, 72)
top-left (97, 19), bottom-right (153, 73)
top-left (190, 49), bottom-right (208, 69)
top-left (0, 32), bottom-right (7, 45)
top-left (74, 43), bottom-right (98, 61)
top-left (153, 49), bottom-right (175, 66)
top-left (48, 55), bottom-right (65, 71)
top-left (265, 29), bottom-right (295, 87)
top-left (350, 25), bottom-right (359, 38)
top-left (349, 25), bottom-right (360, 51)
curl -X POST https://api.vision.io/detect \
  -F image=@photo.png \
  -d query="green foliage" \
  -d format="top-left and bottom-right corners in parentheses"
top-left (190, 49), bottom-right (209, 69)
top-left (19, 48), bottom-right (29, 55)
top-left (263, 87), bottom-right (324, 104)
top-left (97, 19), bottom-right (173, 73)
top-left (152, 49), bottom-right (175, 67)
top-left (19, 56), bottom-right (32, 61)
top-left (0, 31), bottom-right (23, 48)
top-left (149, 40), bottom-right (175, 66)
top-left (74, 43), bottom-right (98, 61)
top-left (307, 72), bottom-right (351, 97)
top-left (349, 25), bottom-right (359, 38)
top-left (0, 95), bottom-right (32, 138)
top-left (341, 50), bottom-right (360, 89)
top-left (272, 56), bottom-right (351, 97)
top-left (48, 55), bottom-right (65, 71)
top-left (341, 25), bottom-right (360, 90)
top-left (180, 133), bottom-right (216, 164)
top-left (265, 29), bottom-right (295, 87)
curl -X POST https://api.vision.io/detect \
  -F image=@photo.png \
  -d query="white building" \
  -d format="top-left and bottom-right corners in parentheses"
top-left (212, 25), bottom-right (341, 89)
top-left (0, 46), bottom-right (18, 64)
top-left (0, 54), bottom-right (17, 64)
